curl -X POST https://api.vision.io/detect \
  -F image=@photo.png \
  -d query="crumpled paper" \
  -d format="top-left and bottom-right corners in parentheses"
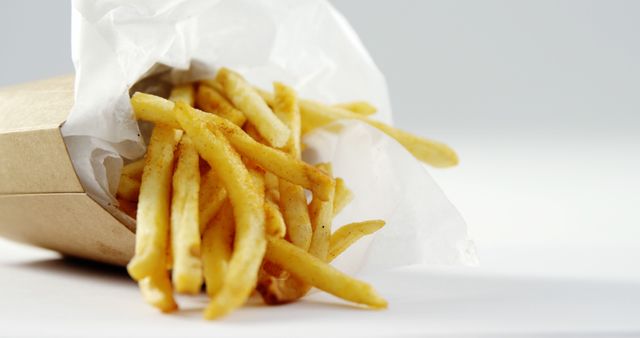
top-left (62, 0), bottom-right (477, 271)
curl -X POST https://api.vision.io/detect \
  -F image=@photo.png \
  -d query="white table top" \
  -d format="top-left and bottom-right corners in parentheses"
top-left (2, 238), bottom-right (639, 338)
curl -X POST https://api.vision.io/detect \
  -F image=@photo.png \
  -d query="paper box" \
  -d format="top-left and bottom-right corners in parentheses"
top-left (0, 76), bottom-right (133, 266)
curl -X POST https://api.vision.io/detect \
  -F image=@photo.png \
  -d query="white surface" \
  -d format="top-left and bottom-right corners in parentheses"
top-left (1, 0), bottom-right (640, 337)
top-left (1, 238), bottom-right (639, 338)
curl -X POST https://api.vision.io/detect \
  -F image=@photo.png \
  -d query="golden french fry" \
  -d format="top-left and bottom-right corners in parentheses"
top-left (216, 68), bottom-right (290, 148)
top-left (256, 89), bottom-right (458, 168)
top-left (334, 101), bottom-right (377, 116)
top-left (127, 126), bottom-right (181, 281)
top-left (170, 135), bottom-right (202, 294)
top-left (278, 180), bottom-right (312, 250)
top-left (265, 236), bottom-right (387, 309)
top-left (198, 169), bottom-right (227, 233)
top-left (264, 199), bottom-right (286, 238)
top-left (200, 78), bottom-right (225, 95)
top-left (308, 163), bottom-right (335, 261)
top-left (173, 101), bottom-right (266, 320)
top-left (301, 100), bottom-right (458, 167)
top-left (271, 82), bottom-right (313, 250)
top-left (272, 82), bottom-right (301, 156)
top-left (121, 159), bottom-right (145, 180)
top-left (202, 199), bottom-right (235, 297)
top-left (130, 93), bottom-right (333, 200)
top-left (328, 220), bottom-right (385, 262)
top-left (196, 84), bottom-right (247, 126)
top-left (333, 177), bottom-right (354, 217)
top-left (264, 171), bottom-right (280, 202)
top-left (139, 273), bottom-right (178, 313)
top-left (169, 83), bottom-right (195, 105)
top-left (116, 174), bottom-right (141, 202)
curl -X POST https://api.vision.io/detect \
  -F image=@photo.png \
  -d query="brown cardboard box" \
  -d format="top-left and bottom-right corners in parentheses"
top-left (0, 76), bottom-right (133, 266)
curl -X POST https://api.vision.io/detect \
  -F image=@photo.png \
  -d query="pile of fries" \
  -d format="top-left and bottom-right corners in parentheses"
top-left (116, 68), bottom-right (457, 319)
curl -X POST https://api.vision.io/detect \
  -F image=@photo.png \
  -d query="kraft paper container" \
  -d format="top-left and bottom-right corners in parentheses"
top-left (0, 76), bottom-right (133, 266)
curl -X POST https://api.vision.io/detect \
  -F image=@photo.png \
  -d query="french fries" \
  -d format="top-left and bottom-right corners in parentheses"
top-left (328, 220), bottom-right (385, 262)
top-left (170, 136), bottom-right (202, 294)
top-left (308, 163), bottom-right (335, 261)
top-left (334, 101), bottom-right (377, 116)
top-left (120, 67), bottom-right (457, 320)
top-left (202, 199), bottom-right (234, 297)
top-left (333, 177), bottom-right (354, 216)
top-left (256, 89), bottom-right (459, 168)
top-left (198, 169), bottom-right (227, 233)
top-left (216, 68), bottom-right (290, 148)
top-left (196, 84), bottom-right (247, 126)
top-left (174, 101), bottom-right (266, 319)
top-left (265, 237), bottom-right (387, 309)
top-left (130, 93), bottom-right (334, 201)
top-left (127, 126), bottom-right (180, 281)
top-left (126, 126), bottom-right (180, 312)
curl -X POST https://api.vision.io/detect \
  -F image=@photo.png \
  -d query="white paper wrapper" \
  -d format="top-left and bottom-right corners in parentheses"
top-left (62, 0), bottom-right (477, 271)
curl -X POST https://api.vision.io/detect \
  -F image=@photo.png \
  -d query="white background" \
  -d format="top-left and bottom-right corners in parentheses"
top-left (1, 0), bottom-right (639, 336)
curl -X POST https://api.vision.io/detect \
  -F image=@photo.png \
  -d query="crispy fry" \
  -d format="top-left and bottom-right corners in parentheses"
top-left (173, 101), bottom-right (266, 320)
top-left (131, 93), bottom-right (333, 200)
top-left (272, 82), bottom-right (301, 156)
top-left (169, 83), bottom-right (195, 105)
top-left (198, 169), bottom-right (227, 233)
top-left (170, 135), bottom-right (202, 294)
top-left (200, 78), bottom-right (224, 94)
top-left (216, 68), bottom-right (289, 147)
top-left (278, 180), bottom-right (312, 250)
top-left (271, 82), bottom-right (312, 250)
top-left (127, 126), bottom-right (180, 281)
top-left (265, 237), bottom-right (387, 309)
top-left (308, 163), bottom-right (335, 261)
top-left (196, 84), bottom-right (247, 126)
top-left (116, 174), bottom-right (141, 202)
top-left (264, 199), bottom-right (286, 238)
top-left (328, 220), bottom-right (385, 262)
top-left (139, 273), bottom-right (178, 313)
top-left (256, 89), bottom-right (458, 168)
top-left (334, 101), bottom-right (377, 116)
top-left (121, 159), bottom-right (145, 180)
top-left (202, 199), bottom-right (235, 297)
top-left (333, 177), bottom-right (353, 217)
top-left (264, 171), bottom-right (280, 202)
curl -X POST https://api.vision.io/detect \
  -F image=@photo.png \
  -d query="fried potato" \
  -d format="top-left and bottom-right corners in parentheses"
top-left (127, 126), bottom-right (181, 281)
top-left (334, 101), bottom-right (377, 116)
top-left (116, 174), bottom-right (141, 202)
top-left (256, 89), bottom-right (458, 168)
top-left (216, 68), bottom-right (290, 147)
top-left (169, 83), bottom-right (195, 106)
top-left (173, 101), bottom-right (266, 320)
top-left (202, 199), bottom-right (235, 297)
top-left (265, 236), bottom-right (387, 309)
top-left (308, 163), bottom-right (335, 261)
top-left (333, 177), bottom-right (354, 217)
top-left (272, 82), bottom-right (301, 156)
top-left (130, 93), bottom-right (334, 200)
top-left (139, 273), bottom-right (178, 313)
top-left (196, 84), bottom-right (247, 126)
top-left (121, 159), bottom-right (145, 180)
top-left (264, 199), bottom-right (286, 238)
top-left (170, 135), bottom-right (202, 294)
top-left (328, 220), bottom-right (385, 262)
top-left (270, 83), bottom-right (312, 250)
top-left (198, 169), bottom-right (227, 233)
